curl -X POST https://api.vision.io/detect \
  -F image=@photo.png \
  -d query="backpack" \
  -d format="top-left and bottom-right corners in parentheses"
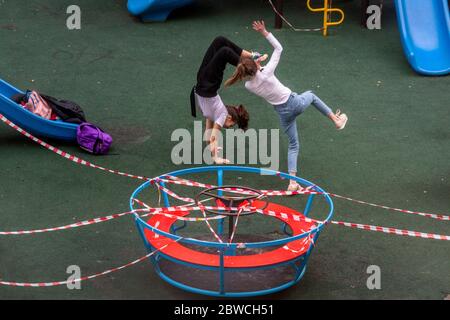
top-left (23, 91), bottom-right (53, 119)
top-left (77, 123), bottom-right (113, 155)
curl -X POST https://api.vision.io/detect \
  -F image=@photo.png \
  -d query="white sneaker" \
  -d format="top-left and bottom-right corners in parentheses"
top-left (335, 110), bottom-right (348, 130)
top-left (288, 182), bottom-right (300, 192)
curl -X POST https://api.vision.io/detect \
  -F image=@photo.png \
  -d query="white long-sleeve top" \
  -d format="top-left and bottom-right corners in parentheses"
top-left (244, 33), bottom-right (292, 105)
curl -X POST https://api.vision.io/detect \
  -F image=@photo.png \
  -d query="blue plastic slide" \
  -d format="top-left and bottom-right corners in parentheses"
top-left (0, 79), bottom-right (78, 141)
top-left (394, 0), bottom-right (450, 75)
top-left (127, 0), bottom-right (194, 22)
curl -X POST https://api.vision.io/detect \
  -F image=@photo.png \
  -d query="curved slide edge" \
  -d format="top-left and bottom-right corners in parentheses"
top-left (0, 79), bottom-right (78, 141)
top-left (394, 0), bottom-right (450, 76)
top-left (127, 0), bottom-right (194, 22)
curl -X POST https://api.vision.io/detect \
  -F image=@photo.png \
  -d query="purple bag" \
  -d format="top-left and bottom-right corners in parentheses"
top-left (77, 123), bottom-right (113, 155)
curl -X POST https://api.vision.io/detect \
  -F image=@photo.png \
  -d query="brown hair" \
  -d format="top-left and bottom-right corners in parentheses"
top-left (226, 104), bottom-right (249, 131)
top-left (225, 57), bottom-right (257, 87)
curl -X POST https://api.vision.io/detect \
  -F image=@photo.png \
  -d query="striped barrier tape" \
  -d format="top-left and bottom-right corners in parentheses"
top-left (283, 235), bottom-right (315, 254)
top-left (147, 185), bottom-right (450, 242)
top-left (330, 221), bottom-right (450, 241)
top-left (1, 113), bottom-right (447, 221)
top-left (133, 198), bottom-right (228, 221)
top-left (160, 176), bottom-right (450, 221)
top-left (139, 187), bottom-right (450, 242)
top-left (0, 238), bottom-right (181, 287)
top-left (153, 181), bottom-right (196, 203)
top-left (0, 114), bottom-right (151, 181)
top-left (256, 207), bottom-right (450, 241)
top-left (0, 191), bottom-right (446, 243)
top-left (1, 182), bottom-right (447, 241)
top-left (160, 176), bottom-right (315, 197)
top-left (228, 207), bottom-right (244, 244)
top-left (198, 204), bottom-right (225, 244)
top-left (0, 203), bottom-right (257, 236)
top-left (1, 113), bottom-right (449, 241)
top-left (255, 208), bottom-right (319, 225)
top-left (0, 208), bottom-right (147, 235)
top-left (3, 218), bottom-right (447, 288)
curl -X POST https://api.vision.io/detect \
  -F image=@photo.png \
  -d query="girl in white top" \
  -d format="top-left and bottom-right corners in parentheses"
top-left (193, 36), bottom-right (255, 164)
top-left (225, 21), bottom-right (348, 191)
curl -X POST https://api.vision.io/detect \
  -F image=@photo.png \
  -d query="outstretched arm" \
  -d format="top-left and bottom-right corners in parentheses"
top-left (252, 20), bottom-right (283, 74)
top-left (205, 119), bottom-right (230, 164)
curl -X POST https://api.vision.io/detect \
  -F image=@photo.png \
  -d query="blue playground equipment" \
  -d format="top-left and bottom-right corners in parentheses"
top-left (127, 0), bottom-right (194, 22)
top-left (0, 78), bottom-right (78, 141)
top-left (130, 166), bottom-right (334, 297)
top-left (394, 0), bottom-right (450, 76)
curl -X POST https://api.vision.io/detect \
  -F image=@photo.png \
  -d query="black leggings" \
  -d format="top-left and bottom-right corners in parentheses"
top-left (195, 36), bottom-right (243, 97)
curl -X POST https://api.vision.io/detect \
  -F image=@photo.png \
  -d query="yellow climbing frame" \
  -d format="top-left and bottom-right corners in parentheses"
top-left (306, 0), bottom-right (345, 36)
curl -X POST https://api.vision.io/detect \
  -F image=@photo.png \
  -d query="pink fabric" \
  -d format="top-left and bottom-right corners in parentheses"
top-left (24, 91), bottom-right (53, 120)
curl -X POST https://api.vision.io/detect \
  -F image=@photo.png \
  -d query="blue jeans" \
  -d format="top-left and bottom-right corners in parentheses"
top-left (274, 91), bottom-right (333, 174)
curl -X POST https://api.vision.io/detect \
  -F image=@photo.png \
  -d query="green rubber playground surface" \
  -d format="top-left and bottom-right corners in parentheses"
top-left (0, 0), bottom-right (449, 299)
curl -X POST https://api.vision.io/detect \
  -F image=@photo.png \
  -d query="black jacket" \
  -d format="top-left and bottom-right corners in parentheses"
top-left (41, 94), bottom-right (86, 124)
top-left (12, 91), bottom-right (86, 124)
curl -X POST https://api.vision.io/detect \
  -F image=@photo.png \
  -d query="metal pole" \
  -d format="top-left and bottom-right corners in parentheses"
top-left (217, 169), bottom-right (224, 235)
top-left (275, 0), bottom-right (284, 29)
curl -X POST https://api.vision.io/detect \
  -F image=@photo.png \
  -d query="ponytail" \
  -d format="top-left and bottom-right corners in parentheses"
top-left (225, 64), bottom-right (246, 87)
top-left (225, 57), bottom-right (258, 87)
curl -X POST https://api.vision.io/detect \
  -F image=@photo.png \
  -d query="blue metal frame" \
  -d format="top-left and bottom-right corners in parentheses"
top-left (217, 169), bottom-right (224, 236)
top-left (130, 166), bottom-right (334, 297)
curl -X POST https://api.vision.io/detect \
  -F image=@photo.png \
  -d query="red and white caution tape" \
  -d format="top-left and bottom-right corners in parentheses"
top-left (153, 185), bottom-right (450, 241)
top-left (133, 198), bottom-right (228, 221)
top-left (153, 181), bottom-right (195, 203)
top-left (256, 208), bottom-right (319, 225)
top-left (160, 176), bottom-right (314, 197)
top-left (2, 113), bottom-right (447, 222)
top-left (0, 203), bottom-right (259, 236)
top-left (0, 209), bottom-right (147, 235)
top-left (0, 114), bottom-right (151, 181)
top-left (328, 193), bottom-right (450, 221)
top-left (330, 221), bottom-right (450, 241)
top-left (228, 207), bottom-right (243, 244)
top-left (0, 201), bottom-right (259, 236)
top-left (147, 182), bottom-right (450, 241)
top-left (0, 238), bottom-right (181, 287)
top-left (283, 235), bottom-right (315, 254)
top-left (160, 176), bottom-right (450, 221)
top-left (1, 112), bottom-right (449, 242)
top-left (256, 207), bottom-right (450, 241)
top-left (257, 206), bottom-right (450, 241)
top-left (199, 205), bottom-right (224, 244)
top-left (2, 113), bottom-right (448, 291)
top-left (161, 175), bottom-right (214, 189)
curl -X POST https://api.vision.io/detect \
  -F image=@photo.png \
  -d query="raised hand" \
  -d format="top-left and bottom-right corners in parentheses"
top-left (252, 20), bottom-right (268, 34)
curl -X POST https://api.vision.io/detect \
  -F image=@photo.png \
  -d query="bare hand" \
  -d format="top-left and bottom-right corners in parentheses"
top-left (252, 20), bottom-right (267, 34)
top-left (213, 157), bottom-right (230, 165)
